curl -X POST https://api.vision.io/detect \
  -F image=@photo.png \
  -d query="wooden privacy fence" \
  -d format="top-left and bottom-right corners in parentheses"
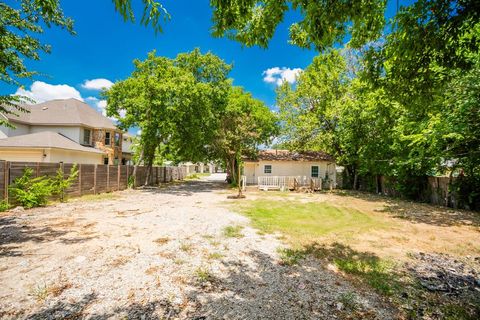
top-left (0, 161), bottom-right (187, 202)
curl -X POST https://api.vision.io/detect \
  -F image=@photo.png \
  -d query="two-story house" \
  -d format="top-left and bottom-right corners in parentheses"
top-left (0, 98), bottom-right (127, 164)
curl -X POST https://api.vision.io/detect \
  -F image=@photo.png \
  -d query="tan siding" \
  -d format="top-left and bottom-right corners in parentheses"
top-left (244, 160), bottom-right (336, 183)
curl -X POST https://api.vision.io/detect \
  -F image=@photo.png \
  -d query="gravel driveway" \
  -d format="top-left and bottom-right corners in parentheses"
top-left (0, 175), bottom-right (395, 319)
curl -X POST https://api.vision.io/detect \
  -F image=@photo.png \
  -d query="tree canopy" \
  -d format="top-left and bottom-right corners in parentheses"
top-left (277, 0), bottom-right (480, 208)
top-left (0, 0), bottom-right (169, 126)
top-left (105, 49), bottom-right (278, 185)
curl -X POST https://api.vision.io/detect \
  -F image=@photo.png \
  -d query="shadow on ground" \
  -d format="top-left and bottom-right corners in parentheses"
top-left (335, 190), bottom-right (480, 228)
top-left (0, 214), bottom-right (96, 257)
top-left (139, 179), bottom-right (229, 197)
top-left (15, 243), bottom-right (480, 319)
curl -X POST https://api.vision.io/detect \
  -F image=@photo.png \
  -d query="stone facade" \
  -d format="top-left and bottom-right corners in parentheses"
top-left (93, 129), bottom-right (123, 164)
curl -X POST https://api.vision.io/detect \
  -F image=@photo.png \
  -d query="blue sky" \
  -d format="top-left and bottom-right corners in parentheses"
top-left (1, 0), bottom-right (405, 134)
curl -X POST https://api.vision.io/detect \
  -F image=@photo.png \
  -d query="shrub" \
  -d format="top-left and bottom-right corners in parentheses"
top-left (50, 164), bottom-right (78, 202)
top-left (0, 200), bottom-right (10, 212)
top-left (9, 168), bottom-right (53, 208)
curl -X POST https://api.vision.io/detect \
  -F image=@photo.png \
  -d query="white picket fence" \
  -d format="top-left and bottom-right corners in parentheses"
top-left (255, 176), bottom-right (323, 191)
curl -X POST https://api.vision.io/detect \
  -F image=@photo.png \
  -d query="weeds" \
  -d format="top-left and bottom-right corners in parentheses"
top-left (338, 292), bottom-right (359, 311)
top-left (194, 266), bottom-right (213, 285)
top-left (179, 242), bottom-right (193, 253)
top-left (30, 282), bottom-right (49, 302)
top-left (277, 248), bottom-right (306, 266)
top-left (222, 225), bottom-right (244, 238)
top-left (207, 252), bottom-right (224, 260)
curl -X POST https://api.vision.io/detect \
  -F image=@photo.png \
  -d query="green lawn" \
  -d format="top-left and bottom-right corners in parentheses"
top-left (238, 199), bottom-right (388, 246)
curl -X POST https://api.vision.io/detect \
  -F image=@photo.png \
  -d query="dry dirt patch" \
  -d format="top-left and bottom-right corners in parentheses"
top-left (0, 180), bottom-right (397, 319)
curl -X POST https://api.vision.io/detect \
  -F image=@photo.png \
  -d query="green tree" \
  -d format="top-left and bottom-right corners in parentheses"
top-left (0, 0), bottom-right (168, 126)
top-left (212, 86), bottom-right (278, 187)
top-left (210, 0), bottom-right (387, 50)
top-left (105, 49), bottom-right (232, 185)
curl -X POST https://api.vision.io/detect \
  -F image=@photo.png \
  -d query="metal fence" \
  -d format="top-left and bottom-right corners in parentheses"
top-left (0, 161), bottom-right (187, 202)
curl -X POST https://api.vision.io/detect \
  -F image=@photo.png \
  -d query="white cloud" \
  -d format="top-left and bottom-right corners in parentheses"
top-left (262, 67), bottom-right (302, 86)
top-left (81, 78), bottom-right (114, 90)
top-left (14, 81), bottom-right (83, 104)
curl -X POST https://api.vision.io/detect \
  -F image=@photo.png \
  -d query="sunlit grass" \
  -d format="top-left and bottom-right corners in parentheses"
top-left (237, 200), bottom-right (388, 245)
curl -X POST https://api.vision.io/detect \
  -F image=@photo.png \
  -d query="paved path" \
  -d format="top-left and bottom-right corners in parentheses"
top-left (0, 179), bottom-right (394, 319)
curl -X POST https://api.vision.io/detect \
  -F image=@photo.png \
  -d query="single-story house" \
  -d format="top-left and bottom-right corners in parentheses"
top-left (0, 131), bottom-right (105, 164)
top-left (243, 149), bottom-right (336, 188)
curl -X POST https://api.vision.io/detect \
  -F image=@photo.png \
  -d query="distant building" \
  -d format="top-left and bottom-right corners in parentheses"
top-left (0, 98), bottom-right (133, 164)
top-left (243, 149), bottom-right (336, 186)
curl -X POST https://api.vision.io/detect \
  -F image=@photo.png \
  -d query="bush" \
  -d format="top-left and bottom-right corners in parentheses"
top-left (50, 164), bottom-right (78, 202)
top-left (9, 168), bottom-right (53, 208)
top-left (0, 200), bottom-right (10, 212)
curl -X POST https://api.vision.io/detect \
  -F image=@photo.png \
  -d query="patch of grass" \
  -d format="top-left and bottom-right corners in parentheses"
top-left (441, 303), bottom-right (477, 320)
top-left (77, 193), bottom-right (120, 202)
top-left (179, 242), bottom-right (193, 253)
top-left (236, 200), bottom-right (388, 243)
top-left (29, 282), bottom-right (49, 302)
top-left (222, 225), bottom-right (244, 238)
top-left (186, 173), bottom-right (211, 180)
top-left (173, 258), bottom-right (186, 265)
top-left (338, 292), bottom-right (359, 311)
top-left (207, 252), bottom-right (224, 260)
top-left (277, 248), bottom-right (307, 266)
top-left (194, 266), bottom-right (213, 285)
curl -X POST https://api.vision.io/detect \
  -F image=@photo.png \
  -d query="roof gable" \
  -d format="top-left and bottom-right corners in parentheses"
top-left (4, 98), bottom-right (117, 130)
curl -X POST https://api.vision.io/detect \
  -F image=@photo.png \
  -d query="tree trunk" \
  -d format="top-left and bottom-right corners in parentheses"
top-left (131, 149), bottom-right (144, 188)
top-left (353, 172), bottom-right (358, 190)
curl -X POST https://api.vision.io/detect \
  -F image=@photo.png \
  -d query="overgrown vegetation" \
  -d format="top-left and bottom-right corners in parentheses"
top-left (222, 225), bottom-right (244, 238)
top-left (274, 1), bottom-right (480, 209)
top-left (8, 166), bottom-right (79, 209)
top-left (0, 200), bottom-right (10, 212)
top-left (50, 164), bottom-right (78, 202)
top-left (9, 168), bottom-right (53, 208)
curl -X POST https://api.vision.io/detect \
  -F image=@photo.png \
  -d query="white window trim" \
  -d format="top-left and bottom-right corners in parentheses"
top-left (264, 164), bottom-right (272, 174)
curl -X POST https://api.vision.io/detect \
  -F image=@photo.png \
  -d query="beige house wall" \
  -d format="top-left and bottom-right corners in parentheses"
top-left (48, 149), bottom-right (104, 164)
top-left (0, 122), bottom-right (30, 139)
top-left (29, 126), bottom-right (82, 142)
top-left (0, 148), bottom-right (103, 164)
top-left (244, 160), bottom-right (336, 184)
top-left (0, 148), bottom-right (45, 162)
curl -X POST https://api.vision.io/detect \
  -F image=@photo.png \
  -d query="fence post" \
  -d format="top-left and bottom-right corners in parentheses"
top-left (126, 165), bottom-right (129, 188)
top-left (4, 161), bottom-right (10, 203)
top-left (78, 164), bottom-right (82, 196)
top-left (107, 165), bottom-right (110, 191)
top-left (117, 165), bottom-right (120, 191)
top-left (93, 164), bottom-right (97, 194)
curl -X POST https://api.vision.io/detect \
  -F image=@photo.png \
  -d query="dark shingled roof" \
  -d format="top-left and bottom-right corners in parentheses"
top-left (245, 149), bottom-right (334, 162)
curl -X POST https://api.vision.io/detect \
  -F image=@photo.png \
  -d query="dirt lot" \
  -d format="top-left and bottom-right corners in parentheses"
top-left (0, 175), bottom-right (478, 319)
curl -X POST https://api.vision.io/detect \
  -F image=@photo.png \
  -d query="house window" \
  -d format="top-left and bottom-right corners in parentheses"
top-left (264, 165), bottom-right (272, 174)
top-left (311, 166), bottom-right (319, 178)
top-left (105, 132), bottom-right (111, 145)
top-left (104, 157), bottom-right (109, 165)
top-left (83, 129), bottom-right (91, 145)
top-left (114, 132), bottom-right (121, 146)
